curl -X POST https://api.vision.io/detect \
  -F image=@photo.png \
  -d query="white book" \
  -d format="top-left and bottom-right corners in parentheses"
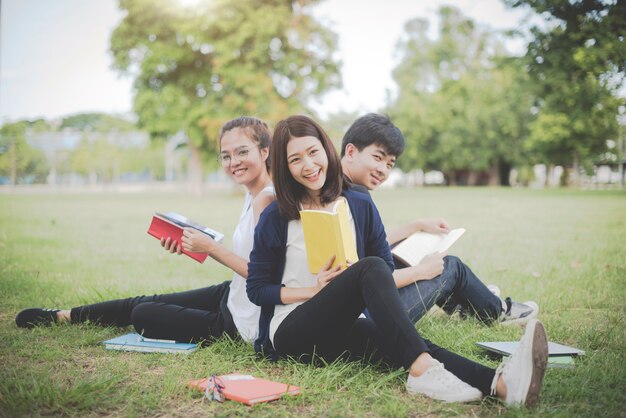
top-left (391, 228), bottom-right (466, 266)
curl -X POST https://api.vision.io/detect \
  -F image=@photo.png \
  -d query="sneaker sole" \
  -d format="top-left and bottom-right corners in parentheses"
top-left (407, 387), bottom-right (482, 403)
top-left (525, 320), bottom-right (548, 407)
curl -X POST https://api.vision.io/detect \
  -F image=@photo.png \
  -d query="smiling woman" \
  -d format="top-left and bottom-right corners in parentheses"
top-left (270, 115), bottom-right (343, 221)
top-left (245, 114), bottom-right (549, 406)
top-left (286, 136), bottom-right (329, 206)
top-left (15, 116), bottom-right (275, 347)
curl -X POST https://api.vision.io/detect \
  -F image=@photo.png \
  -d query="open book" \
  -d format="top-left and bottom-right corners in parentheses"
top-left (391, 228), bottom-right (466, 267)
top-left (300, 198), bottom-right (358, 273)
top-left (187, 374), bottom-right (301, 405)
top-left (147, 212), bottom-right (224, 263)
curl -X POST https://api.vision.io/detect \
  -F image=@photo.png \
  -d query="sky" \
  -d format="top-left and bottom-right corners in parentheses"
top-left (0, 0), bottom-right (532, 123)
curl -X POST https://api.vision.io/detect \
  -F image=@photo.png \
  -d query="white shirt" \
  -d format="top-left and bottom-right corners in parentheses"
top-left (269, 198), bottom-right (356, 345)
top-left (227, 185), bottom-right (274, 343)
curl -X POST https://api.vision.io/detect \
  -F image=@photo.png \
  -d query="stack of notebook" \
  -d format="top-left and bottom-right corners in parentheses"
top-left (476, 341), bottom-right (585, 368)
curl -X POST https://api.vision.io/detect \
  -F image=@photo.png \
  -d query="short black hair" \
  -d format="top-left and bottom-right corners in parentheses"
top-left (341, 113), bottom-right (405, 158)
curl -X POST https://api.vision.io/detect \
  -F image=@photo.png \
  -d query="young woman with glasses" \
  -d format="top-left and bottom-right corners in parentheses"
top-left (16, 116), bottom-right (275, 346)
top-left (246, 115), bottom-right (549, 406)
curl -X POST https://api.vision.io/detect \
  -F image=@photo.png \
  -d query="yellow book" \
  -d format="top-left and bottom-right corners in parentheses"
top-left (299, 198), bottom-right (359, 274)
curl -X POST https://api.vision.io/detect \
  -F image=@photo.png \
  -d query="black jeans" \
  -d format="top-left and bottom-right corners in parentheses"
top-left (70, 281), bottom-right (237, 344)
top-left (398, 256), bottom-right (503, 324)
top-left (273, 257), bottom-right (496, 395)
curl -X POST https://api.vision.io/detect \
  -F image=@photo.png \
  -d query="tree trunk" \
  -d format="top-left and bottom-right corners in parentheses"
top-left (568, 153), bottom-right (581, 188)
top-left (468, 171), bottom-right (478, 186)
top-left (447, 171), bottom-right (456, 186)
top-left (499, 161), bottom-right (511, 186)
top-left (188, 140), bottom-right (204, 196)
top-left (546, 164), bottom-right (554, 187)
top-left (10, 140), bottom-right (17, 186)
top-left (488, 164), bottom-right (499, 186)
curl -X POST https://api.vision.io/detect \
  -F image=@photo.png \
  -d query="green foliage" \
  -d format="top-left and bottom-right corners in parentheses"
top-left (506, 0), bottom-right (625, 173)
top-left (0, 121), bottom-right (49, 184)
top-left (110, 0), bottom-right (341, 171)
top-left (321, 110), bottom-right (361, 149)
top-left (60, 113), bottom-right (137, 132)
top-left (69, 135), bottom-right (165, 182)
top-left (1, 188), bottom-right (624, 416)
top-left (389, 7), bottom-right (533, 185)
top-left (70, 136), bottom-right (120, 181)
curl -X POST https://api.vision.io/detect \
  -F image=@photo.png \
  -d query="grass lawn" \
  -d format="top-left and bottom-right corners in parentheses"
top-left (1, 187), bottom-right (624, 417)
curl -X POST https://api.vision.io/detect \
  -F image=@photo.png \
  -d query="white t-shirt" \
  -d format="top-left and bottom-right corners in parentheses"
top-left (227, 185), bottom-right (274, 343)
top-left (269, 198), bottom-right (356, 345)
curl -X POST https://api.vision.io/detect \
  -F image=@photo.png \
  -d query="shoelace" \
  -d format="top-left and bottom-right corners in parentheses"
top-left (430, 361), bottom-right (467, 390)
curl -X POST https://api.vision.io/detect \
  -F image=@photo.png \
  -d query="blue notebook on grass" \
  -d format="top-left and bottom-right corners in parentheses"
top-left (103, 333), bottom-right (198, 354)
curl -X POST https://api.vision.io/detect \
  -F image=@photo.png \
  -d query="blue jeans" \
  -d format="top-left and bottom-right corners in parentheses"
top-left (397, 256), bottom-right (502, 324)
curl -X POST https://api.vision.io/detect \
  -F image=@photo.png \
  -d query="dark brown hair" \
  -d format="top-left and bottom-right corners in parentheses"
top-left (271, 115), bottom-right (343, 220)
top-left (219, 116), bottom-right (271, 172)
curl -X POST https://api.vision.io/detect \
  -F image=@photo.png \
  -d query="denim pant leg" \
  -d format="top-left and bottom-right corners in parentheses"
top-left (397, 271), bottom-right (455, 323)
top-left (397, 256), bottom-right (502, 324)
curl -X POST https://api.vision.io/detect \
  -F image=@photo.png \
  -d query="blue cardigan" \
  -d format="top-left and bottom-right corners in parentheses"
top-left (246, 189), bottom-right (394, 359)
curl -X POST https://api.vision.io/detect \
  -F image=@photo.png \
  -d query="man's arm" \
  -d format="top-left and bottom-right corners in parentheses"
top-left (391, 251), bottom-right (447, 288)
top-left (386, 218), bottom-right (451, 246)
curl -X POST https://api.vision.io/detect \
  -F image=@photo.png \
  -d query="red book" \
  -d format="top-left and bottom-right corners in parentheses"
top-left (187, 374), bottom-right (301, 406)
top-left (147, 212), bottom-right (224, 264)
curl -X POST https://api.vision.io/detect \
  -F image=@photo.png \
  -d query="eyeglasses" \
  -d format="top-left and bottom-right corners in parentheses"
top-left (204, 374), bottom-right (225, 403)
top-left (218, 148), bottom-right (251, 166)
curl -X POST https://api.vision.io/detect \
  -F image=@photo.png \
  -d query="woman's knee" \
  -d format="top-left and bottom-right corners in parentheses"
top-left (358, 257), bottom-right (393, 282)
top-left (130, 302), bottom-right (159, 331)
top-left (357, 256), bottom-right (389, 272)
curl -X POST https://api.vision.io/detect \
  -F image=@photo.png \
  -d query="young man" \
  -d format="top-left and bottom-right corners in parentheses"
top-left (341, 113), bottom-right (538, 325)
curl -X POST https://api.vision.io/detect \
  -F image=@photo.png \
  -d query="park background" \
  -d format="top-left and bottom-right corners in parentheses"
top-left (1, 0), bottom-right (625, 417)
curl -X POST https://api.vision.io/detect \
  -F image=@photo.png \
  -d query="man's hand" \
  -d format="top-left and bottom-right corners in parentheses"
top-left (417, 251), bottom-right (447, 280)
top-left (419, 218), bottom-right (451, 234)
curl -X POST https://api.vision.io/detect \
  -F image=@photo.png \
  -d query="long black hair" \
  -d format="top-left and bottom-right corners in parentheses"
top-left (271, 115), bottom-right (343, 220)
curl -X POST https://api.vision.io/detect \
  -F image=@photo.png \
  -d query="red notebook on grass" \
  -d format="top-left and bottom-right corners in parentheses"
top-left (147, 212), bottom-right (224, 264)
top-left (187, 374), bottom-right (301, 406)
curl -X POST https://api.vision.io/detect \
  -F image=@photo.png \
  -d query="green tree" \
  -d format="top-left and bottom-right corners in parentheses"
top-left (109, 0), bottom-right (341, 191)
top-left (0, 120), bottom-right (49, 185)
top-left (505, 0), bottom-right (626, 185)
top-left (60, 113), bottom-right (136, 132)
top-left (389, 7), bottom-right (533, 185)
top-left (321, 110), bottom-right (360, 150)
top-left (69, 135), bottom-right (121, 183)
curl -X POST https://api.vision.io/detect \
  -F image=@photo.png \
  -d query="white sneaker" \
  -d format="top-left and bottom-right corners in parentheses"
top-left (490, 319), bottom-right (548, 407)
top-left (500, 299), bottom-right (539, 326)
top-left (407, 358), bottom-right (482, 403)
